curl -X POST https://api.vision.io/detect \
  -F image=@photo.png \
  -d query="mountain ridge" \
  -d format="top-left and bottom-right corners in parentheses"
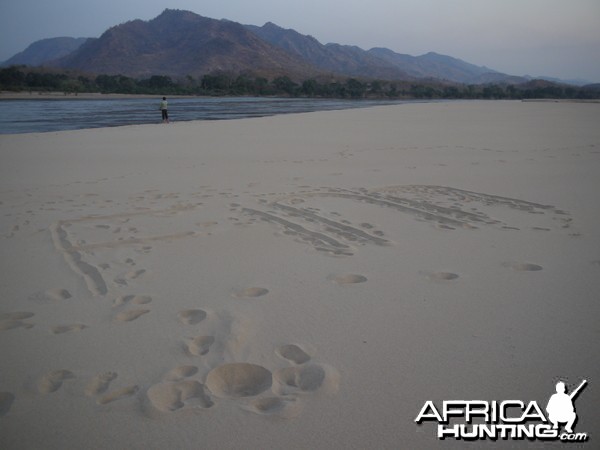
top-left (0, 9), bottom-right (547, 85)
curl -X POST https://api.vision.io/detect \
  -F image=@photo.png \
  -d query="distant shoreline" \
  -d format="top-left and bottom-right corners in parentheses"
top-left (0, 91), bottom-right (201, 100)
top-left (2, 91), bottom-right (599, 103)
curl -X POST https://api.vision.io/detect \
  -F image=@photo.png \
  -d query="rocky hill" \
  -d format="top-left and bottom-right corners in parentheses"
top-left (55, 10), bottom-right (318, 79)
top-left (2, 37), bottom-right (89, 67)
top-left (3, 9), bottom-right (526, 84)
top-left (244, 22), bottom-right (410, 80)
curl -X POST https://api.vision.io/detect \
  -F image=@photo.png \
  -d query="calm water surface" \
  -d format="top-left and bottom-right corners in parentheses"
top-left (0, 97), bottom-right (406, 134)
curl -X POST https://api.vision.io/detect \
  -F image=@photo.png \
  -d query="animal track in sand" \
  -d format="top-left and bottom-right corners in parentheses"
top-left (276, 363), bottom-right (340, 396)
top-left (85, 372), bottom-right (118, 396)
top-left (276, 344), bottom-right (311, 364)
top-left (187, 336), bottom-right (215, 356)
top-left (0, 392), bottom-right (15, 416)
top-left (205, 363), bottom-right (272, 398)
top-left (245, 396), bottom-right (301, 418)
top-left (38, 369), bottom-right (76, 394)
top-left (164, 365), bottom-right (198, 381)
top-left (115, 309), bottom-right (150, 322)
top-left (503, 262), bottom-right (543, 272)
top-left (233, 287), bottom-right (269, 298)
top-left (97, 385), bottom-right (139, 405)
top-left (329, 274), bottom-right (368, 284)
top-left (147, 380), bottom-right (213, 412)
top-left (177, 309), bottom-right (207, 325)
top-left (275, 365), bottom-right (325, 393)
top-left (50, 324), bottom-right (87, 334)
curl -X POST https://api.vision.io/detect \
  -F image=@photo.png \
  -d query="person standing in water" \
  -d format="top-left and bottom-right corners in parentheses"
top-left (159, 97), bottom-right (169, 123)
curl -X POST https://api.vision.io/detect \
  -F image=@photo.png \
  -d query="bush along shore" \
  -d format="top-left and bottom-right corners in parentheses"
top-left (1, 66), bottom-right (599, 100)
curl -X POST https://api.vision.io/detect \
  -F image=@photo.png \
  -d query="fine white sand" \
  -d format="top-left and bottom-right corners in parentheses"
top-left (0, 100), bottom-right (599, 449)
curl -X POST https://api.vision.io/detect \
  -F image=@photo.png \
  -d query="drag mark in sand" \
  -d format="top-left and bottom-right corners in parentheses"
top-left (50, 221), bottom-right (108, 296)
top-left (238, 185), bottom-right (572, 257)
top-left (271, 203), bottom-right (389, 246)
top-left (241, 208), bottom-right (353, 256)
top-left (48, 204), bottom-right (202, 297)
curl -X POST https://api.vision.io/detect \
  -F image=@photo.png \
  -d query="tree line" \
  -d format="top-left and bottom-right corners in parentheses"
top-left (1, 66), bottom-right (598, 100)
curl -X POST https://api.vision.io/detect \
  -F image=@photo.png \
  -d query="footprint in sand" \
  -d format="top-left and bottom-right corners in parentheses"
top-left (0, 392), bottom-right (15, 416)
top-left (205, 363), bottom-right (272, 398)
top-left (186, 336), bottom-right (215, 356)
top-left (29, 289), bottom-right (72, 303)
top-left (113, 295), bottom-right (152, 307)
top-left (96, 385), bottom-right (139, 405)
top-left (147, 380), bottom-right (213, 412)
top-left (164, 365), bottom-right (199, 381)
top-left (428, 272), bottom-right (460, 281)
top-left (0, 312), bottom-right (35, 331)
top-left (503, 262), bottom-right (543, 272)
top-left (329, 274), bottom-right (368, 284)
top-left (126, 269), bottom-right (146, 280)
top-left (115, 309), bottom-right (150, 322)
top-left (131, 295), bottom-right (152, 305)
top-left (50, 324), bottom-right (87, 334)
top-left (44, 288), bottom-right (72, 300)
top-left (85, 372), bottom-right (118, 396)
top-left (177, 309), bottom-right (207, 325)
top-left (276, 344), bottom-right (311, 365)
top-left (232, 287), bottom-right (269, 298)
top-left (38, 369), bottom-right (76, 394)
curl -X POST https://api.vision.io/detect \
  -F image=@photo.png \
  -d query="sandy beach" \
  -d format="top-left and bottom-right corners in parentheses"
top-left (1, 100), bottom-right (599, 449)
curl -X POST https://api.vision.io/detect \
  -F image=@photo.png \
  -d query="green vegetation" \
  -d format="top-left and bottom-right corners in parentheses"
top-left (1, 66), bottom-right (598, 100)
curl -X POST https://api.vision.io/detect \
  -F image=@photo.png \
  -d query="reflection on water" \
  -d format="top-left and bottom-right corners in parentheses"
top-left (0, 97), bottom-right (406, 134)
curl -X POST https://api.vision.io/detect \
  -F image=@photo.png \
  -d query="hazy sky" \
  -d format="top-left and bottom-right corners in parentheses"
top-left (1, 0), bottom-right (599, 82)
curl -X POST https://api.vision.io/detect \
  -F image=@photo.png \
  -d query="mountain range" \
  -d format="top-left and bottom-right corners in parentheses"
top-left (1, 9), bottom-right (537, 85)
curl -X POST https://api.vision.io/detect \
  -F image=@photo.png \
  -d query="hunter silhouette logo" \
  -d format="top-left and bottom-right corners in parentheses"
top-left (415, 379), bottom-right (589, 442)
top-left (546, 380), bottom-right (587, 434)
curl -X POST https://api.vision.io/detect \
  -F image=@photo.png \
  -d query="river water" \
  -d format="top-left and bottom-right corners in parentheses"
top-left (0, 96), bottom-right (407, 134)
